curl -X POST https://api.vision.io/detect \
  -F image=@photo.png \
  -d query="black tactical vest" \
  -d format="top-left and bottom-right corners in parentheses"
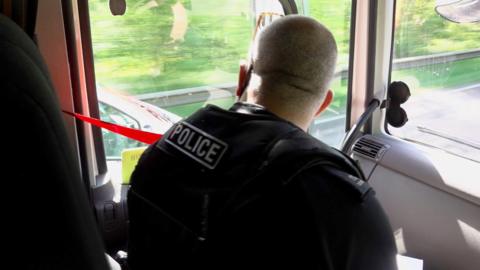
top-left (128, 103), bottom-right (371, 269)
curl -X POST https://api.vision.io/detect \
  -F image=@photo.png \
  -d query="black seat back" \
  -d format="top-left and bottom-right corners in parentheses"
top-left (0, 12), bottom-right (109, 270)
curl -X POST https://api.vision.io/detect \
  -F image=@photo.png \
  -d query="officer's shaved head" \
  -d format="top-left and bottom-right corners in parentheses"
top-left (249, 15), bottom-right (337, 114)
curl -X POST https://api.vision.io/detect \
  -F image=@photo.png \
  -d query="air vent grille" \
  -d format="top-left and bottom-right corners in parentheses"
top-left (353, 137), bottom-right (389, 160)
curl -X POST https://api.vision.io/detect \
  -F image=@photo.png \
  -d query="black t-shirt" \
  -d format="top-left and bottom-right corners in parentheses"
top-left (127, 103), bottom-right (397, 270)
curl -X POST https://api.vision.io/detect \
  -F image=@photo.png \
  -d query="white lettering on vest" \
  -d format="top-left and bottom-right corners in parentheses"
top-left (164, 121), bottom-right (228, 169)
top-left (205, 143), bottom-right (221, 163)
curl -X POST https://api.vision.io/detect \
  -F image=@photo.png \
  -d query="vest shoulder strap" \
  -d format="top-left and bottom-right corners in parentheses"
top-left (220, 129), bottom-right (372, 216)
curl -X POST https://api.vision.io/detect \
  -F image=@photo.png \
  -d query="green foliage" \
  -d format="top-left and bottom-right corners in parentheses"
top-left (394, 0), bottom-right (480, 58)
top-left (89, 0), bottom-right (251, 94)
top-left (392, 0), bottom-right (480, 92)
top-left (393, 57), bottom-right (480, 94)
top-left (90, 0), bottom-right (480, 118)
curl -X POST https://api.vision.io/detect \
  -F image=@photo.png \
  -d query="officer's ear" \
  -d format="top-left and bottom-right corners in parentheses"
top-left (236, 60), bottom-right (249, 101)
top-left (315, 89), bottom-right (333, 117)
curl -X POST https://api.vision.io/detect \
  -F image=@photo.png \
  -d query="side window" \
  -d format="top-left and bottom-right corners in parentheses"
top-left (299, 0), bottom-right (352, 147)
top-left (89, 0), bottom-right (282, 181)
top-left (89, 0), bottom-right (253, 163)
top-left (389, 0), bottom-right (480, 161)
top-left (89, 0), bottom-right (353, 182)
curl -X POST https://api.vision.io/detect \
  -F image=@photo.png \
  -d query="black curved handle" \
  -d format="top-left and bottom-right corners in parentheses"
top-left (341, 99), bottom-right (381, 154)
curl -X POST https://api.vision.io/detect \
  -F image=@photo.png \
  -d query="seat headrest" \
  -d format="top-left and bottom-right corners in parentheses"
top-left (1, 0), bottom-right (38, 39)
top-left (0, 12), bottom-right (109, 270)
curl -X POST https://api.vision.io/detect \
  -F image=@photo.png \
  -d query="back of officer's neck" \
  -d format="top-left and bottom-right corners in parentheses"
top-left (248, 95), bottom-right (311, 132)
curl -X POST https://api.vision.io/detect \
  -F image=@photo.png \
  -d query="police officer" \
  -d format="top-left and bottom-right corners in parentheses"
top-left (127, 15), bottom-right (398, 270)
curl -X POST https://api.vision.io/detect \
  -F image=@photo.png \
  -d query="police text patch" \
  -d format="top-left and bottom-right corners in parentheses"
top-left (164, 121), bottom-right (228, 169)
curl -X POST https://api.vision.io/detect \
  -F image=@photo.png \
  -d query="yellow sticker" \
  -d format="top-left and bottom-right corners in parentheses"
top-left (121, 146), bottom-right (148, 184)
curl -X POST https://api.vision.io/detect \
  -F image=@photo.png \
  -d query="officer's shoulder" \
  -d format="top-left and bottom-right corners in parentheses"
top-left (300, 165), bottom-right (375, 203)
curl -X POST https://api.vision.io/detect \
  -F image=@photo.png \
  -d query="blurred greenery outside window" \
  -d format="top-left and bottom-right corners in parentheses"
top-left (89, 0), bottom-right (353, 157)
top-left (390, 0), bottom-right (480, 161)
top-left (90, 0), bottom-right (252, 158)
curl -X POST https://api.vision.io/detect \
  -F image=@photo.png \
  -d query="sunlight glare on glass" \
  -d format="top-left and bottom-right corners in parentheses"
top-left (254, 0), bottom-right (284, 17)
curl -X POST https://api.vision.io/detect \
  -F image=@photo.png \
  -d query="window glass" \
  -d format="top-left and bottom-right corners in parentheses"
top-left (390, 0), bottom-right (480, 161)
top-left (89, 0), bottom-right (352, 182)
top-left (90, 0), bottom-right (251, 116)
top-left (89, 0), bottom-right (253, 165)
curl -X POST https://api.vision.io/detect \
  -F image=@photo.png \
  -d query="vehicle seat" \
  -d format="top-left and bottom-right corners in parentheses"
top-left (0, 12), bottom-right (110, 270)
